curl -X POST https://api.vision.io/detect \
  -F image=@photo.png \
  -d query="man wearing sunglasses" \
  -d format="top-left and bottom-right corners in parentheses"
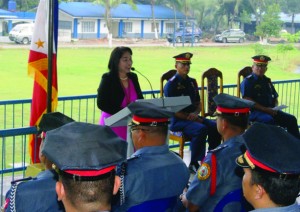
top-left (240, 55), bottom-right (300, 139)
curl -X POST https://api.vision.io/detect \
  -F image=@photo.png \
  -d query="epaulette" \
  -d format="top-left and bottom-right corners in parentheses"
top-left (169, 75), bottom-right (176, 81)
top-left (208, 144), bottom-right (228, 153)
top-left (246, 74), bottom-right (253, 79)
top-left (11, 177), bottom-right (33, 185)
top-left (127, 154), bottom-right (140, 161)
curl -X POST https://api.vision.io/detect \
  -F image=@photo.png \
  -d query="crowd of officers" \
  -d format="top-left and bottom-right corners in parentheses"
top-left (2, 52), bottom-right (300, 212)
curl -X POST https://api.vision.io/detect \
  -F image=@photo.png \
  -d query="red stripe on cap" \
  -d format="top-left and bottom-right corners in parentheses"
top-left (132, 115), bottom-right (168, 123)
top-left (65, 165), bottom-right (116, 177)
top-left (253, 59), bottom-right (268, 64)
top-left (217, 106), bottom-right (250, 114)
top-left (245, 151), bottom-right (276, 173)
top-left (176, 57), bottom-right (190, 62)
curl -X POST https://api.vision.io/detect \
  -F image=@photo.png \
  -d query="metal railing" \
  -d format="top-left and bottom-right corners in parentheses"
top-left (1, 80), bottom-right (300, 205)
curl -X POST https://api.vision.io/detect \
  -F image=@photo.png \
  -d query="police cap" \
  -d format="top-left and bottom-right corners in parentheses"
top-left (173, 52), bottom-right (193, 64)
top-left (38, 112), bottom-right (74, 133)
top-left (252, 55), bottom-right (271, 64)
top-left (42, 122), bottom-right (127, 181)
top-left (213, 93), bottom-right (254, 116)
top-left (128, 102), bottom-right (174, 127)
top-left (236, 122), bottom-right (300, 176)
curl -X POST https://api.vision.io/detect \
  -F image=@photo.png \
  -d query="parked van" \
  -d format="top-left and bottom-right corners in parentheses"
top-left (166, 27), bottom-right (202, 43)
top-left (214, 29), bottom-right (245, 43)
top-left (9, 23), bottom-right (34, 44)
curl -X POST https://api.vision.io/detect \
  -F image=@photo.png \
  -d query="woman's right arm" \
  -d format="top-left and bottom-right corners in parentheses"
top-left (97, 74), bottom-right (110, 111)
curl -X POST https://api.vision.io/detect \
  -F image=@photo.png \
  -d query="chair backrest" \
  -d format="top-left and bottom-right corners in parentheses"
top-left (127, 196), bottom-right (177, 212)
top-left (160, 69), bottom-right (177, 97)
top-left (213, 189), bottom-right (246, 212)
top-left (237, 66), bottom-right (252, 97)
top-left (201, 68), bottom-right (223, 117)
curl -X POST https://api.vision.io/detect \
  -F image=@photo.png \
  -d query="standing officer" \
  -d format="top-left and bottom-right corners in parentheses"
top-left (164, 52), bottom-right (221, 173)
top-left (236, 122), bottom-right (300, 211)
top-left (181, 93), bottom-right (254, 211)
top-left (240, 55), bottom-right (300, 139)
top-left (42, 122), bottom-right (127, 212)
top-left (2, 112), bottom-right (74, 212)
top-left (113, 102), bottom-right (190, 211)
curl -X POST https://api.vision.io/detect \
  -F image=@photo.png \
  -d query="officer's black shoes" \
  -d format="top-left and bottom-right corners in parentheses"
top-left (188, 162), bottom-right (200, 174)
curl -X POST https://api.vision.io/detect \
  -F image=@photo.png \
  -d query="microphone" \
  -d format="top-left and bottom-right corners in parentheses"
top-left (131, 67), bottom-right (156, 99)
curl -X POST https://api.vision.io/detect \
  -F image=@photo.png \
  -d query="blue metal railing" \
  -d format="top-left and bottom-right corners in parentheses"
top-left (1, 80), bottom-right (300, 205)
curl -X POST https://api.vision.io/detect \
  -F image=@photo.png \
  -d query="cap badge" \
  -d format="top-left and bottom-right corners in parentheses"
top-left (260, 56), bottom-right (265, 61)
top-left (197, 163), bottom-right (211, 180)
top-left (185, 53), bottom-right (191, 59)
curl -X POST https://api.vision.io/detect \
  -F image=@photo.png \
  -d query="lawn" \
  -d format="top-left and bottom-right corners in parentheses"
top-left (0, 44), bottom-right (300, 100)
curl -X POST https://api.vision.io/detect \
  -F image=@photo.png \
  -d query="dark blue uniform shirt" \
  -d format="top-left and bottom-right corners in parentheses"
top-left (4, 170), bottom-right (65, 212)
top-left (240, 73), bottom-right (278, 107)
top-left (164, 73), bottom-right (200, 113)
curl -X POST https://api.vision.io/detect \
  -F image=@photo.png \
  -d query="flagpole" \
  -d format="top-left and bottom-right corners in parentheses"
top-left (47, 0), bottom-right (54, 113)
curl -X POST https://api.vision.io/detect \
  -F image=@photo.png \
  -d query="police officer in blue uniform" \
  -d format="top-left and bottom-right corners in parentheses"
top-left (113, 102), bottom-right (190, 211)
top-left (236, 122), bottom-right (300, 211)
top-left (2, 112), bottom-right (74, 212)
top-left (240, 55), bottom-right (300, 139)
top-left (43, 122), bottom-right (127, 212)
top-left (164, 52), bottom-right (221, 173)
top-left (180, 93), bottom-right (254, 212)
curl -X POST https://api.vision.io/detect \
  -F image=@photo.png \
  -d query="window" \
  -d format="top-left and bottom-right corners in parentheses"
top-left (165, 23), bottom-right (174, 33)
top-left (81, 21), bottom-right (95, 33)
top-left (123, 22), bottom-right (132, 33)
top-left (59, 21), bottom-right (72, 30)
top-left (151, 22), bottom-right (159, 32)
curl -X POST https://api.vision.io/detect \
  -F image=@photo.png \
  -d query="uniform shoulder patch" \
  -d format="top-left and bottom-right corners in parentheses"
top-left (246, 74), bottom-right (253, 79)
top-left (208, 144), bottom-right (228, 153)
top-left (169, 75), bottom-right (176, 81)
top-left (197, 162), bottom-right (211, 180)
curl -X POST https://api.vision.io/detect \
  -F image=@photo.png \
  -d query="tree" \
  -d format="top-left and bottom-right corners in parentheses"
top-left (280, 0), bottom-right (300, 34)
top-left (255, 4), bottom-right (283, 42)
top-left (93, 0), bottom-right (136, 47)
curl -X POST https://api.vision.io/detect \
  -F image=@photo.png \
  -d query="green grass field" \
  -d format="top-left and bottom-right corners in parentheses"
top-left (0, 44), bottom-right (300, 100)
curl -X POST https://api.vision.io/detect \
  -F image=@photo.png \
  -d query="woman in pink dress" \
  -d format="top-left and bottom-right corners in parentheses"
top-left (97, 46), bottom-right (144, 140)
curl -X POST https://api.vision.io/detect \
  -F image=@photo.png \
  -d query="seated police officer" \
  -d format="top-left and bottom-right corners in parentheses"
top-left (42, 122), bottom-right (127, 212)
top-left (240, 55), bottom-right (300, 139)
top-left (164, 52), bottom-right (221, 173)
top-left (181, 93), bottom-right (254, 211)
top-left (236, 122), bottom-right (300, 211)
top-left (2, 112), bottom-right (74, 212)
top-left (113, 102), bottom-right (190, 211)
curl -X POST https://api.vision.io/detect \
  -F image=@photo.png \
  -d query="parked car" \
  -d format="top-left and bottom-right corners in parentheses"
top-left (167, 27), bottom-right (202, 43)
top-left (214, 29), bottom-right (245, 43)
top-left (9, 23), bottom-right (34, 44)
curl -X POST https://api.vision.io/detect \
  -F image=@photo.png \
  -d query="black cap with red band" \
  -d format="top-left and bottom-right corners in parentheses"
top-left (252, 55), bottom-right (271, 64)
top-left (128, 102), bottom-right (174, 127)
top-left (42, 122), bottom-right (127, 181)
top-left (236, 122), bottom-right (300, 177)
top-left (173, 52), bottom-right (193, 64)
top-left (213, 93), bottom-right (254, 116)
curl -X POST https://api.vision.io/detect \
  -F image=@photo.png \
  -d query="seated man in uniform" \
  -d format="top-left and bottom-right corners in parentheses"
top-left (2, 112), bottom-right (74, 212)
top-left (181, 93), bottom-right (254, 211)
top-left (240, 55), bottom-right (300, 139)
top-left (113, 102), bottom-right (190, 211)
top-left (164, 52), bottom-right (221, 173)
top-left (236, 122), bottom-right (300, 211)
top-left (42, 122), bottom-right (127, 212)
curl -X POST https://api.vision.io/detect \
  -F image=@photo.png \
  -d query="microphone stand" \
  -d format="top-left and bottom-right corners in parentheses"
top-left (131, 67), bottom-right (156, 99)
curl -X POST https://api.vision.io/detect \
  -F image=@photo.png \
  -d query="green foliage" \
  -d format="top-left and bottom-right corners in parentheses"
top-left (281, 31), bottom-right (300, 43)
top-left (255, 4), bottom-right (283, 39)
top-left (251, 43), bottom-right (266, 55)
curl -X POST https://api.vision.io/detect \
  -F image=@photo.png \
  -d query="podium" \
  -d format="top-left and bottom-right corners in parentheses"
top-left (105, 96), bottom-right (191, 157)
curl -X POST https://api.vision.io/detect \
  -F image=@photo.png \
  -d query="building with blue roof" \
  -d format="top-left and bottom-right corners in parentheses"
top-left (58, 2), bottom-right (188, 39)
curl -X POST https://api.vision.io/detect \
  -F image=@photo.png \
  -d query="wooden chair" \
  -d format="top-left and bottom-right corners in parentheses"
top-left (160, 69), bottom-right (189, 158)
top-left (201, 68), bottom-right (223, 117)
top-left (237, 66), bottom-right (252, 97)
